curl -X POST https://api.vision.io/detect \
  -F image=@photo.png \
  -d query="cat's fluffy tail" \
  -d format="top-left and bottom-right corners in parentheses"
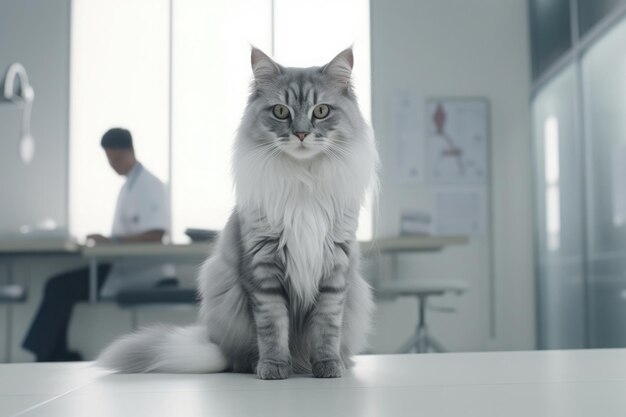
top-left (97, 324), bottom-right (228, 373)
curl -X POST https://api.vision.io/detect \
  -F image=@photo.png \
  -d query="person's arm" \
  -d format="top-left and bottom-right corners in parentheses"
top-left (87, 229), bottom-right (165, 244)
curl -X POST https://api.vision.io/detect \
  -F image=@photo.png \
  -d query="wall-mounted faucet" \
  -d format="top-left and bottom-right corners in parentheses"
top-left (2, 63), bottom-right (35, 164)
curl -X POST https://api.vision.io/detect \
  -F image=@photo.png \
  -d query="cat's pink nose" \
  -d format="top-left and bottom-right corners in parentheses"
top-left (295, 132), bottom-right (309, 141)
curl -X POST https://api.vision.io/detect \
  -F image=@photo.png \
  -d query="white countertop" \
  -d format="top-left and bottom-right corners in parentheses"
top-left (2, 349), bottom-right (626, 417)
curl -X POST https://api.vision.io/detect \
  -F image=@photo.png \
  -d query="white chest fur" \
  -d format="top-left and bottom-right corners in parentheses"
top-left (278, 187), bottom-right (333, 305)
top-left (236, 149), bottom-right (370, 305)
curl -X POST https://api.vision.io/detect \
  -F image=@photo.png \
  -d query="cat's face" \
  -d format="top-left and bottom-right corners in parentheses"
top-left (243, 48), bottom-right (362, 161)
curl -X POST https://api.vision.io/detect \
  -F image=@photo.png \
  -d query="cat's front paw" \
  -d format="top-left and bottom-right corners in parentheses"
top-left (312, 359), bottom-right (344, 378)
top-left (256, 360), bottom-right (291, 380)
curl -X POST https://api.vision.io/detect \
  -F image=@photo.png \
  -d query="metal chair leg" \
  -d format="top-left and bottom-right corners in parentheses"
top-left (397, 333), bottom-right (420, 353)
top-left (416, 326), bottom-right (429, 353)
top-left (416, 295), bottom-right (430, 353)
top-left (4, 305), bottom-right (12, 363)
top-left (426, 335), bottom-right (447, 353)
top-left (397, 293), bottom-right (449, 354)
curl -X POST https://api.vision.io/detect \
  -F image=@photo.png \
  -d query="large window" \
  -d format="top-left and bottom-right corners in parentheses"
top-left (71, 0), bottom-right (372, 242)
top-left (70, 0), bottom-right (170, 240)
top-left (171, 0), bottom-right (272, 241)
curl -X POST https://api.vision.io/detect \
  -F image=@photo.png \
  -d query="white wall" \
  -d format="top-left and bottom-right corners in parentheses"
top-left (0, 0), bottom-right (71, 238)
top-left (369, 0), bottom-right (535, 352)
top-left (0, 0), bottom-right (72, 362)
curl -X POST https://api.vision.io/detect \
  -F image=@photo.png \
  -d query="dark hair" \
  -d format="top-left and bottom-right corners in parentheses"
top-left (101, 128), bottom-right (133, 150)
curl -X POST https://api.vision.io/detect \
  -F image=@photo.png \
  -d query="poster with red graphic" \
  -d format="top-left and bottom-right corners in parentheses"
top-left (427, 99), bottom-right (489, 184)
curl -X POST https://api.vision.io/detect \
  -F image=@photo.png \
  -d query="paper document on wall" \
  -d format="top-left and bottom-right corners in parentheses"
top-left (434, 190), bottom-right (486, 236)
top-left (392, 91), bottom-right (422, 183)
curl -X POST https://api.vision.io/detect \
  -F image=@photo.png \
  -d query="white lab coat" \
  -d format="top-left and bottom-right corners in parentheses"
top-left (99, 163), bottom-right (175, 298)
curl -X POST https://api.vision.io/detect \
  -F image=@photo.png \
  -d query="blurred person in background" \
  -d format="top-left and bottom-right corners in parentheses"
top-left (22, 128), bottom-right (175, 362)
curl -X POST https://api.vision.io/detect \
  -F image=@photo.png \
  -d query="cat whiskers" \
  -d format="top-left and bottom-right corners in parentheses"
top-left (323, 142), bottom-right (352, 163)
top-left (246, 142), bottom-right (281, 163)
top-left (257, 144), bottom-right (283, 168)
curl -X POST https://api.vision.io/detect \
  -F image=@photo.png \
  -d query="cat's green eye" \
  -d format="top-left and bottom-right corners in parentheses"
top-left (272, 104), bottom-right (290, 120)
top-left (312, 104), bottom-right (330, 119)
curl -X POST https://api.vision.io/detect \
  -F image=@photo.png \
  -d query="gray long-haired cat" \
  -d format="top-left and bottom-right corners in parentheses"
top-left (98, 47), bottom-right (379, 380)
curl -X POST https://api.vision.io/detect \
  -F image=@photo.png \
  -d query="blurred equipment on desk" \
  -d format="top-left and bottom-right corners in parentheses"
top-left (184, 228), bottom-right (219, 242)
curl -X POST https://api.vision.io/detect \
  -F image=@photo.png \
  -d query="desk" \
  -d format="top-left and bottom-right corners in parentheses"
top-left (0, 240), bottom-right (82, 362)
top-left (0, 240), bottom-right (80, 255)
top-left (0, 239), bottom-right (82, 288)
top-left (2, 349), bottom-right (626, 416)
top-left (82, 242), bottom-right (216, 302)
top-left (0, 236), bottom-right (469, 303)
top-left (361, 235), bottom-right (468, 253)
top-left (82, 236), bottom-right (468, 302)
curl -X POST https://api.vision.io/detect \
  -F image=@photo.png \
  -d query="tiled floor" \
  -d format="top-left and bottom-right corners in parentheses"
top-left (3, 350), bottom-right (626, 416)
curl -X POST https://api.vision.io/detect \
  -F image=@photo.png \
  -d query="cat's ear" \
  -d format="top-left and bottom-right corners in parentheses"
top-left (322, 48), bottom-right (354, 88)
top-left (251, 47), bottom-right (281, 84)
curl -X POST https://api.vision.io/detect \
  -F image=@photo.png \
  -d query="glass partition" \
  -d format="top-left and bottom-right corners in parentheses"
top-left (578, 0), bottom-right (626, 36)
top-left (533, 65), bottom-right (586, 348)
top-left (529, 0), bottom-right (572, 79)
top-left (581, 16), bottom-right (626, 347)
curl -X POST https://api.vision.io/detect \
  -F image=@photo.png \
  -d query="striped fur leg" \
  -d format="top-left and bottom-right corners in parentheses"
top-left (309, 259), bottom-right (347, 378)
top-left (250, 261), bottom-right (291, 380)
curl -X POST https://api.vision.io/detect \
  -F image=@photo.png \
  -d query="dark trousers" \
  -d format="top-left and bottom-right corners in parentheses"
top-left (22, 264), bottom-right (111, 361)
